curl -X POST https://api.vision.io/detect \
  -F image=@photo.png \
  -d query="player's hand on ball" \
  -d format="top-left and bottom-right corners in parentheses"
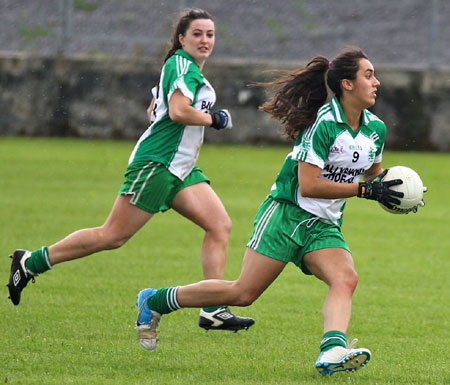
top-left (357, 169), bottom-right (404, 209)
top-left (210, 109), bottom-right (233, 130)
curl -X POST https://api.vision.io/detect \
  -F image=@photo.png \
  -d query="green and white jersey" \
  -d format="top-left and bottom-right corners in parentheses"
top-left (128, 49), bottom-right (216, 180)
top-left (271, 97), bottom-right (386, 225)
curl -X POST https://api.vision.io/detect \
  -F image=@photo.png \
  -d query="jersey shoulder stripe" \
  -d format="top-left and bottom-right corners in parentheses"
top-left (362, 109), bottom-right (386, 144)
top-left (176, 55), bottom-right (191, 78)
top-left (364, 109), bottom-right (383, 123)
top-left (169, 55), bottom-right (192, 94)
top-left (302, 105), bottom-right (332, 142)
top-left (331, 97), bottom-right (344, 122)
top-left (297, 106), bottom-right (333, 162)
top-left (369, 131), bottom-right (380, 142)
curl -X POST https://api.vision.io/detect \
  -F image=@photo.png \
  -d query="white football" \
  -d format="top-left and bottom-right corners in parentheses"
top-left (379, 166), bottom-right (425, 214)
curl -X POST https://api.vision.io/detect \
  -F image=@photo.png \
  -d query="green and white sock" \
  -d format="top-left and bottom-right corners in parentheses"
top-left (320, 330), bottom-right (347, 352)
top-left (147, 287), bottom-right (182, 315)
top-left (25, 246), bottom-right (53, 275)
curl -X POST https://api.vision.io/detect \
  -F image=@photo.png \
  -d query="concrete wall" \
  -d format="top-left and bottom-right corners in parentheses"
top-left (1, 53), bottom-right (449, 151)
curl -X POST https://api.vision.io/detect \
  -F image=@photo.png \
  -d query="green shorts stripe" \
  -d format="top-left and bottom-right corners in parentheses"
top-left (247, 196), bottom-right (350, 275)
top-left (248, 199), bottom-right (280, 249)
top-left (119, 161), bottom-right (209, 213)
top-left (128, 161), bottom-right (159, 205)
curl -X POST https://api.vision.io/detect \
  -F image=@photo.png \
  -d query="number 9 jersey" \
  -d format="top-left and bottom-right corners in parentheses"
top-left (270, 97), bottom-right (386, 225)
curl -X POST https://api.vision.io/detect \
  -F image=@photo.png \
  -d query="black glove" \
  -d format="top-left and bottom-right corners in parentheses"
top-left (357, 169), bottom-right (404, 209)
top-left (210, 109), bottom-right (233, 130)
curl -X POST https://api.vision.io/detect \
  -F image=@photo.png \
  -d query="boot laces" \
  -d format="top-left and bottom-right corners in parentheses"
top-left (347, 338), bottom-right (358, 349)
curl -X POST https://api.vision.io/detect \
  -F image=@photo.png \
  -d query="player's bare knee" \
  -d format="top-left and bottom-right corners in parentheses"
top-left (223, 215), bottom-right (232, 234)
top-left (347, 269), bottom-right (358, 292)
top-left (107, 237), bottom-right (129, 250)
top-left (217, 216), bottom-right (232, 235)
top-left (208, 216), bottom-right (232, 242)
top-left (237, 291), bottom-right (260, 306)
top-left (231, 285), bottom-right (259, 307)
top-left (334, 269), bottom-right (358, 294)
top-left (98, 228), bottom-right (130, 250)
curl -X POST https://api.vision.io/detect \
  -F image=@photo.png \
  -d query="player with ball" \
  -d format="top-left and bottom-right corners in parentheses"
top-left (135, 47), bottom-right (427, 374)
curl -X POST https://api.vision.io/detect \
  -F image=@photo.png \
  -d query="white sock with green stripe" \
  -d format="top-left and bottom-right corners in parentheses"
top-left (147, 287), bottom-right (182, 315)
top-left (320, 330), bottom-right (347, 352)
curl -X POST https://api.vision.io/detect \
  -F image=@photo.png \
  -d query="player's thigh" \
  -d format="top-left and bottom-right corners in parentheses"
top-left (303, 247), bottom-right (355, 286)
top-left (234, 247), bottom-right (287, 300)
top-left (171, 181), bottom-right (230, 232)
top-left (103, 195), bottom-right (153, 239)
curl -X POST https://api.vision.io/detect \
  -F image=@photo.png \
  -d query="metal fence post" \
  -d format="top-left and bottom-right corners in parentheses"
top-left (58, 0), bottom-right (74, 55)
top-left (429, 0), bottom-right (439, 68)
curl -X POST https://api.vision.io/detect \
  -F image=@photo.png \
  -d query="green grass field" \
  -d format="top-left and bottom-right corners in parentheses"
top-left (0, 137), bottom-right (449, 385)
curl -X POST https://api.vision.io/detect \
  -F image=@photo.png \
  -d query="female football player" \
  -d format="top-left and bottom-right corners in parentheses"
top-left (134, 46), bottom-right (405, 374)
top-left (7, 8), bottom-right (254, 332)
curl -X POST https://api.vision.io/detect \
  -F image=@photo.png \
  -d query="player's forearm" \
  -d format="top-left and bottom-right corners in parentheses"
top-left (169, 104), bottom-right (213, 126)
top-left (299, 178), bottom-right (359, 199)
top-left (362, 162), bottom-right (383, 182)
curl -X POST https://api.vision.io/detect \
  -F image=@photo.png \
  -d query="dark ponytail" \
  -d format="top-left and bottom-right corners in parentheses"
top-left (259, 46), bottom-right (368, 141)
top-left (259, 56), bottom-right (329, 141)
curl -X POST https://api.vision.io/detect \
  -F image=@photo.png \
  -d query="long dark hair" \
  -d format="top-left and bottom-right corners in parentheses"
top-left (163, 8), bottom-right (214, 64)
top-left (259, 46), bottom-right (368, 141)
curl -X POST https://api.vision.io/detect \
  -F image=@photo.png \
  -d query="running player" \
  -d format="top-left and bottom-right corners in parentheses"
top-left (134, 47), bottom-right (410, 374)
top-left (7, 8), bottom-right (254, 332)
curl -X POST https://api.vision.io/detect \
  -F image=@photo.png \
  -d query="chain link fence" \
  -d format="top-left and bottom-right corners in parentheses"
top-left (1, 0), bottom-right (448, 68)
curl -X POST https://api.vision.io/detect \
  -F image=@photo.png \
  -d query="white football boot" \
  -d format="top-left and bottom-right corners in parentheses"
top-left (135, 288), bottom-right (161, 350)
top-left (315, 338), bottom-right (371, 375)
